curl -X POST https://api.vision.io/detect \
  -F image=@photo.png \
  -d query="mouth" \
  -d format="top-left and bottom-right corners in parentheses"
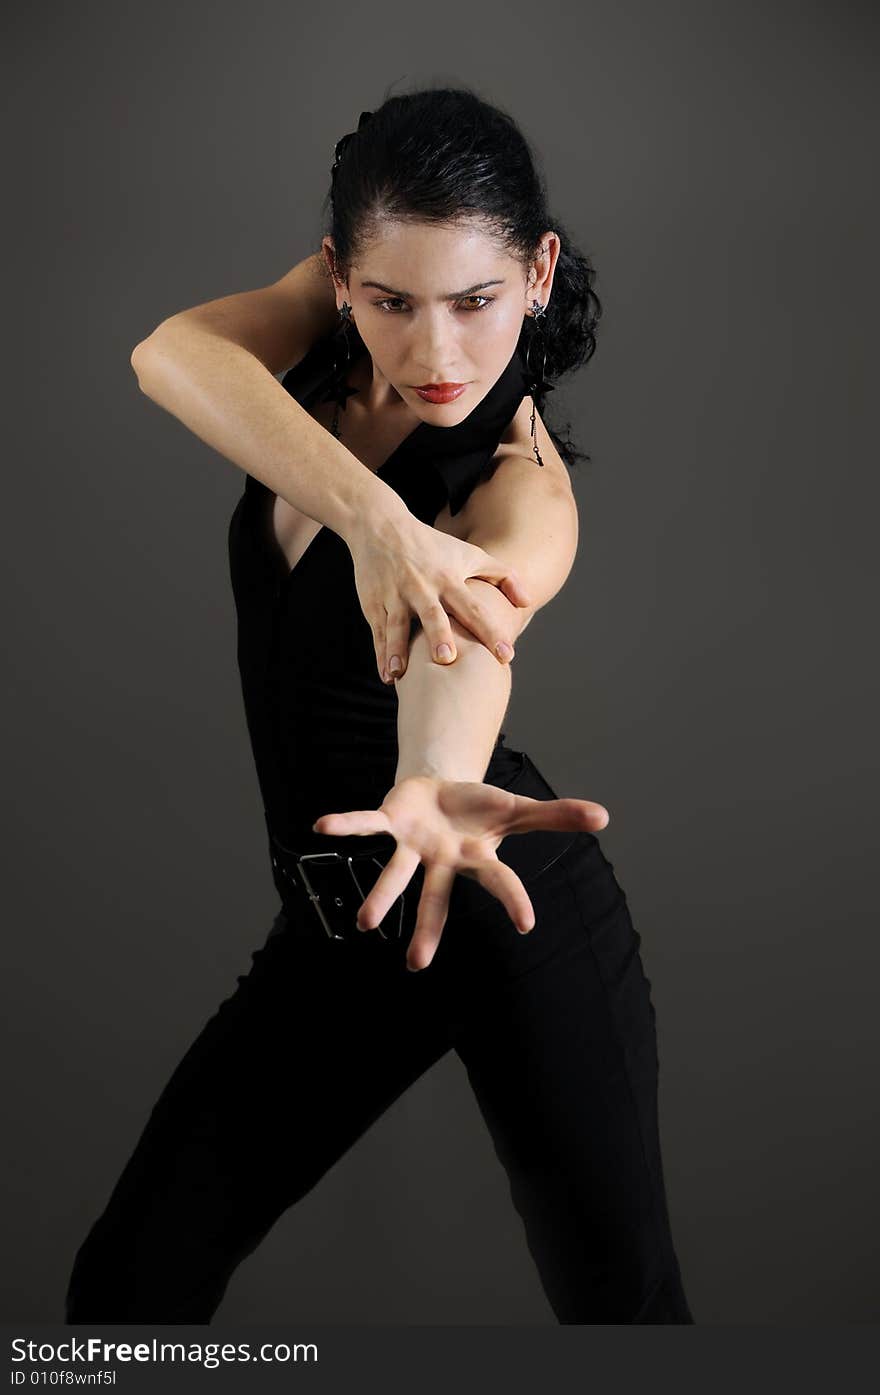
top-left (413, 383), bottom-right (469, 404)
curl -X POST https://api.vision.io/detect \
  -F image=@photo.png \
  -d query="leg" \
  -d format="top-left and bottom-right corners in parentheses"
top-left (64, 909), bottom-right (453, 1322)
top-left (450, 835), bottom-right (695, 1324)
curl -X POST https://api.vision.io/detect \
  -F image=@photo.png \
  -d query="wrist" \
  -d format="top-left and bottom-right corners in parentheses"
top-left (337, 473), bottom-right (413, 549)
top-left (394, 760), bottom-right (484, 784)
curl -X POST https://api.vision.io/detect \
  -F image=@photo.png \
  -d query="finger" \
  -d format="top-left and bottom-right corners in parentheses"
top-left (503, 795), bottom-right (611, 835)
top-left (384, 606), bottom-right (411, 682)
top-left (369, 612), bottom-right (388, 683)
top-left (472, 858), bottom-right (536, 935)
top-left (445, 589), bottom-right (517, 665)
top-left (355, 845), bottom-right (421, 931)
top-left (406, 863), bottom-right (457, 970)
top-left (312, 809), bottom-right (392, 837)
top-left (498, 573), bottom-right (533, 607)
top-left (414, 598), bottom-right (458, 666)
top-left (467, 555), bottom-right (533, 608)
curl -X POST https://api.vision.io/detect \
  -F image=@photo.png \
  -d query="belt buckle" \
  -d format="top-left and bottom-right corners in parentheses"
top-left (294, 851), bottom-right (405, 942)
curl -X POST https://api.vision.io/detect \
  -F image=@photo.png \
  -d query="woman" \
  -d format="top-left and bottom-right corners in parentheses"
top-left (65, 86), bottom-right (695, 1324)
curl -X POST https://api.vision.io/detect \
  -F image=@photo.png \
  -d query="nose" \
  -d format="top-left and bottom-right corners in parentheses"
top-left (410, 313), bottom-right (463, 380)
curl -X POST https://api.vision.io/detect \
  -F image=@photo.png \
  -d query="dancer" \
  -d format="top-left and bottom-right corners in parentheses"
top-left (65, 85), bottom-right (694, 1324)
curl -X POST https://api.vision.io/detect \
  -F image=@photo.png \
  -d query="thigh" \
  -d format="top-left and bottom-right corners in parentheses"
top-left (66, 908), bottom-right (453, 1322)
top-left (451, 835), bottom-right (694, 1324)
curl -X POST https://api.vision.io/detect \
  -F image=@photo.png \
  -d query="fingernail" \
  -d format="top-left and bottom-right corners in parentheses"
top-left (496, 641), bottom-right (514, 661)
top-left (436, 643), bottom-right (452, 661)
top-left (406, 960), bottom-right (419, 972)
top-left (389, 655), bottom-right (401, 674)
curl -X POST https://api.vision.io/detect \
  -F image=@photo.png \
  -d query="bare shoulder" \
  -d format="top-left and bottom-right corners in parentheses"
top-left (431, 398), bottom-right (572, 542)
top-left (461, 401), bottom-right (573, 527)
top-left (494, 396), bottom-right (570, 488)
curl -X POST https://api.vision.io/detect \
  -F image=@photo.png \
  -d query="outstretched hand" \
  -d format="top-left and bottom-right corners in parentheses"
top-left (312, 775), bottom-right (610, 971)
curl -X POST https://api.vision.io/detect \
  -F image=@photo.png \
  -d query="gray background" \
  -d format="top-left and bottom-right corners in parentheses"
top-left (3, 0), bottom-right (877, 1324)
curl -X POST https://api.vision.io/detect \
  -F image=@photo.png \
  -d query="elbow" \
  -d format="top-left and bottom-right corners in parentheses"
top-left (130, 335), bottom-right (156, 389)
top-left (129, 340), bottom-right (147, 386)
top-left (130, 324), bottom-right (172, 392)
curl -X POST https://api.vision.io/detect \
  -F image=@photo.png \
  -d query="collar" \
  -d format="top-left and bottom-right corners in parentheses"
top-left (281, 328), bottom-right (531, 516)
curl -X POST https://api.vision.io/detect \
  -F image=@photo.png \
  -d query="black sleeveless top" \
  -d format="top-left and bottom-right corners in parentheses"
top-left (227, 328), bottom-right (533, 855)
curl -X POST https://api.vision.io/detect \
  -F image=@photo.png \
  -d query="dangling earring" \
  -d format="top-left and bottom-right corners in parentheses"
top-left (524, 298), bottom-right (555, 467)
top-left (325, 300), bottom-right (359, 440)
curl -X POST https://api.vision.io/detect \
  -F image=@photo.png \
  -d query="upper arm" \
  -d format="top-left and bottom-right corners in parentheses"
top-left (141, 252), bottom-right (339, 377)
top-left (457, 448), bottom-right (580, 640)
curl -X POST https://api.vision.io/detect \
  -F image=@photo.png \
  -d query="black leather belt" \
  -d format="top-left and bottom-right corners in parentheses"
top-left (266, 816), bottom-right (582, 945)
top-left (268, 829), bottom-right (408, 942)
top-left (264, 753), bottom-right (582, 943)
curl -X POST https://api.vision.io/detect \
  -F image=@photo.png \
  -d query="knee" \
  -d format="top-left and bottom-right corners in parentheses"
top-left (64, 1213), bottom-right (226, 1324)
top-left (64, 1215), bottom-right (159, 1323)
top-left (64, 1219), bottom-right (125, 1323)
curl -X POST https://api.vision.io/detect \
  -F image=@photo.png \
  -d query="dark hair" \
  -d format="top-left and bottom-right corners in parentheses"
top-left (318, 83), bottom-right (603, 471)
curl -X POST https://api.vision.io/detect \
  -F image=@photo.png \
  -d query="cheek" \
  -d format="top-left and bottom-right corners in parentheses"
top-left (474, 313), bottom-right (523, 383)
top-left (355, 322), bottom-right (397, 377)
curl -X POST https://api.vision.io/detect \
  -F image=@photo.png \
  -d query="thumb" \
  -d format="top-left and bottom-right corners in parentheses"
top-left (498, 572), bottom-right (533, 607)
top-left (469, 555), bottom-right (533, 608)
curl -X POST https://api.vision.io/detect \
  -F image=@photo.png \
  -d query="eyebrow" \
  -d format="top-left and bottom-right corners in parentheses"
top-left (359, 278), bottom-right (507, 300)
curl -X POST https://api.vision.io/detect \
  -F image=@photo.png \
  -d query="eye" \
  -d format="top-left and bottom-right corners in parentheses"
top-left (372, 294), bottom-right (496, 314)
top-left (373, 297), bottom-right (409, 313)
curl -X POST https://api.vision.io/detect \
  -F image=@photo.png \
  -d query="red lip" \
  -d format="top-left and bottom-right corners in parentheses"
top-left (413, 383), bottom-right (468, 404)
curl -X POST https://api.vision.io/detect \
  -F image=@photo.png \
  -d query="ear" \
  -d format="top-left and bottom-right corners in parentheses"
top-left (321, 237), bottom-right (346, 296)
top-left (526, 231), bottom-right (562, 312)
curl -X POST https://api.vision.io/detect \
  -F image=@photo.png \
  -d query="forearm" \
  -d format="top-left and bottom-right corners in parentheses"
top-left (394, 618), bottom-right (513, 783)
top-left (130, 321), bottom-right (408, 545)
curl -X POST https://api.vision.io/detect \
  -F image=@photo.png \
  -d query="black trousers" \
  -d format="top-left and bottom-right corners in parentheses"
top-left (64, 756), bottom-right (695, 1324)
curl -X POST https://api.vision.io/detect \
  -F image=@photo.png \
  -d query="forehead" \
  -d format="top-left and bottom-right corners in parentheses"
top-left (353, 219), bottom-right (515, 288)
